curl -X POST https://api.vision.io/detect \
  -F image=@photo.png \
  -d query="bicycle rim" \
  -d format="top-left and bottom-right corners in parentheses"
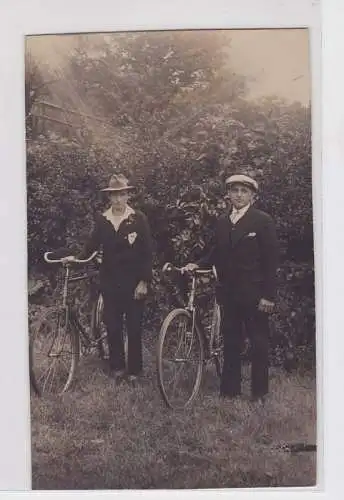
top-left (91, 294), bottom-right (109, 360)
top-left (211, 303), bottom-right (223, 378)
top-left (157, 309), bottom-right (204, 409)
top-left (92, 294), bottom-right (128, 364)
top-left (31, 307), bottom-right (79, 395)
top-left (29, 335), bottom-right (40, 396)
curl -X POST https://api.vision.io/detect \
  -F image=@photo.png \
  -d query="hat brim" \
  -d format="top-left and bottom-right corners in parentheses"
top-left (226, 181), bottom-right (258, 192)
top-left (100, 186), bottom-right (135, 192)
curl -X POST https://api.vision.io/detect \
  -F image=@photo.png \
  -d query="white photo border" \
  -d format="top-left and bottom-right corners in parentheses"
top-left (0, 0), bottom-right (336, 499)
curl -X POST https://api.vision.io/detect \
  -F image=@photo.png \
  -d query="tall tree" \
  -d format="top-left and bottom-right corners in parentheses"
top-left (65, 31), bottom-right (246, 146)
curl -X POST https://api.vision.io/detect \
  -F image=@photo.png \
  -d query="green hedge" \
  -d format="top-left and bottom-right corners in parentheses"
top-left (27, 102), bottom-right (315, 370)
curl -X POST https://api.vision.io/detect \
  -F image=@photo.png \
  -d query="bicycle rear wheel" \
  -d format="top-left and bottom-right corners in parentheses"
top-left (91, 294), bottom-right (109, 360)
top-left (30, 306), bottom-right (79, 395)
top-left (157, 308), bottom-right (204, 409)
top-left (211, 303), bottom-right (223, 378)
top-left (91, 294), bottom-right (129, 364)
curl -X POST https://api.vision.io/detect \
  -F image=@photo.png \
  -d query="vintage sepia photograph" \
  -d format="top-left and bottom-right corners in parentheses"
top-left (26, 28), bottom-right (316, 490)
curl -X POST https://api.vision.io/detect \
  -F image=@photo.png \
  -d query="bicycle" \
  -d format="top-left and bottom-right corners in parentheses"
top-left (157, 262), bottom-right (223, 409)
top-left (29, 249), bottom-right (110, 396)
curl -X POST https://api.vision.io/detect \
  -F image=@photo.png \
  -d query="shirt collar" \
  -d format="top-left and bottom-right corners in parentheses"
top-left (231, 203), bottom-right (251, 216)
top-left (103, 205), bottom-right (135, 229)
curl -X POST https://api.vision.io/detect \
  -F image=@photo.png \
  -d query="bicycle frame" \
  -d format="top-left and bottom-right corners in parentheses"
top-left (185, 274), bottom-right (198, 341)
top-left (157, 263), bottom-right (223, 409)
top-left (70, 302), bottom-right (106, 352)
top-left (30, 250), bottom-right (103, 396)
top-left (180, 269), bottom-right (220, 358)
top-left (55, 262), bottom-right (103, 352)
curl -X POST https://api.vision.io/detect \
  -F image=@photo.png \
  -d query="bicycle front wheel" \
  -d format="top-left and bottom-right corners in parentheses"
top-left (30, 306), bottom-right (79, 395)
top-left (157, 309), bottom-right (204, 409)
top-left (29, 335), bottom-right (40, 396)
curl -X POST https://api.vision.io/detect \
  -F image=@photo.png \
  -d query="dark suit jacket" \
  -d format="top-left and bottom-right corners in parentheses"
top-left (198, 206), bottom-right (279, 307)
top-left (79, 209), bottom-right (153, 296)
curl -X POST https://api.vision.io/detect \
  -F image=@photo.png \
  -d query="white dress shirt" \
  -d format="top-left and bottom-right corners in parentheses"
top-left (103, 205), bottom-right (135, 231)
top-left (230, 203), bottom-right (251, 225)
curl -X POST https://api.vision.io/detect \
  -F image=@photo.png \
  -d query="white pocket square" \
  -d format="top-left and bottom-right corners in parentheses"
top-left (128, 232), bottom-right (137, 245)
top-left (246, 232), bottom-right (257, 238)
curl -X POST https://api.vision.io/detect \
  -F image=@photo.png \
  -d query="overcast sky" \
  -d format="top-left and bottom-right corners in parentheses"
top-left (27, 28), bottom-right (310, 105)
top-left (228, 29), bottom-right (310, 104)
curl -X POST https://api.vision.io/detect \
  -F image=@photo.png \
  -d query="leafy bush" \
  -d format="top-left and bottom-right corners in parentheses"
top-left (27, 102), bottom-right (315, 371)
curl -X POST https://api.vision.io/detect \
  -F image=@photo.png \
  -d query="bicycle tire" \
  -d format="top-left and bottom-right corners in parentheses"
top-left (30, 306), bottom-right (79, 395)
top-left (211, 303), bottom-right (223, 378)
top-left (91, 293), bottom-right (129, 364)
top-left (157, 308), bottom-right (204, 409)
top-left (29, 335), bottom-right (40, 396)
top-left (91, 294), bottom-right (110, 360)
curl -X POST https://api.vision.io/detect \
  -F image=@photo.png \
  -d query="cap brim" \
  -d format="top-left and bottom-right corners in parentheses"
top-left (226, 181), bottom-right (257, 191)
top-left (100, 186), bottom-right (135, 192)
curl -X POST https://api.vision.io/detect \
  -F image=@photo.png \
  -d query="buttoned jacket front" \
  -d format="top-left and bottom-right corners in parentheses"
top-left (199, 206), bottom-right (279, 306)
top-left (80, 208), bottom-right (153, 296)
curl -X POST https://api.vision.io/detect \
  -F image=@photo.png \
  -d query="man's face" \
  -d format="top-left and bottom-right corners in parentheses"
top-left (228, 183), bottom-right (255, 210)
top-left (109, 190), bottom-right (129, 211)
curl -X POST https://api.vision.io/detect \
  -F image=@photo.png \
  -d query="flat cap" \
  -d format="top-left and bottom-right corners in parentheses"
top-left (225, 174), bottom-right (258, 192)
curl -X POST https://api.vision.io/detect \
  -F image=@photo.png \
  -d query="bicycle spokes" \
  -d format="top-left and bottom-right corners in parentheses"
top-left (92, 294), bottom-right (109, 360)
top-left (31, 307), bottom-right (78, 395)
top-left (209, 304), bottom-right (223, 377)
top-left (158, 310), bottom-right (203, 409)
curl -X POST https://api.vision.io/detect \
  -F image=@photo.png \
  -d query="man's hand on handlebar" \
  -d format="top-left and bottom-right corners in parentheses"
top-left (162, 262), bottom-right (217, 281)
top-left (182, 263), bottom-right (199, 273)
top-left (60, 255), bottom-right (77, 264)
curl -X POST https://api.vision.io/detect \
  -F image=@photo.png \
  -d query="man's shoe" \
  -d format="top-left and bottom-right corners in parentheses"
top-left (126, 372), bottom-right (144, 387)
top-left (108, 369), bottom-right (126, 384)
top-left (250, 394), bottom-right (266, 404)
top-left (219, 391), bottom-right (241, 400)
top-left (127, 375), bottom-right (138, 387)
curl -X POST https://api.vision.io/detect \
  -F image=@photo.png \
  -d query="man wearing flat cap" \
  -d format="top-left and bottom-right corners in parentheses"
top-left (185, 174), bottom-right (278, 402)
top-left (67, 174), bottom-right (153, 385)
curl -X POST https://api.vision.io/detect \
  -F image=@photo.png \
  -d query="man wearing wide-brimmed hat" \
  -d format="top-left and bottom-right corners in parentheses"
top-left (185, 173), bottom-right (279, 403)
top-left (75, 173), bottom-right (153, 385)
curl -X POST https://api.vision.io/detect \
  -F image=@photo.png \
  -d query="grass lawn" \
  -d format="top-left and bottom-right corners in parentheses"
top-left (30, 332), bottom-right (316, 490)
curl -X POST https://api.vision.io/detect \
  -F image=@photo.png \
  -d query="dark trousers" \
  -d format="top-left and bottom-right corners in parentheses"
top-left (102, 290), bottom-right (144, 375)
top-left (220, 300), bottom-right (270, 397)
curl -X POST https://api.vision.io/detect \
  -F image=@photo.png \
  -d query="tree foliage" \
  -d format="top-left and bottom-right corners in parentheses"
top-left (26, 33), bottom-right (314, 370)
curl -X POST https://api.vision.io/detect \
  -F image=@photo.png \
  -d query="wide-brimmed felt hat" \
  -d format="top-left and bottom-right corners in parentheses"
top-left (225, 174), bottom-right (258, 192)
top-left (101, 173), bottom-right (135, 192)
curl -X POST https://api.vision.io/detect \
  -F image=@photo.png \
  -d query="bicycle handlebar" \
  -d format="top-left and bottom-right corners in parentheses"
top-left (44, 250), bottom-right (98, 264)
top-left (162, 262), bottom-right (217, 280)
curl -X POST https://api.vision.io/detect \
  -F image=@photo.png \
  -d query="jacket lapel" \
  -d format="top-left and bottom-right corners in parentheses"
top-left (218, 211), bottom-right (232, 249)
top-left (231, 206), bottom-right (255, 247)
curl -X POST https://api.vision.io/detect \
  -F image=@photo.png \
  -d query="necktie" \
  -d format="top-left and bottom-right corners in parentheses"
top-left (230, 209), bottom-right (240, 225)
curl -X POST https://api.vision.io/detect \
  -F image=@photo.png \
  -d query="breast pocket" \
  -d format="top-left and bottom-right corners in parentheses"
top-left (244, 232), bottom-right (257, 240)
top-left (127, 231), bottom-right (138, 246)
top-left (237, 232), bottom-right (260, 262)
